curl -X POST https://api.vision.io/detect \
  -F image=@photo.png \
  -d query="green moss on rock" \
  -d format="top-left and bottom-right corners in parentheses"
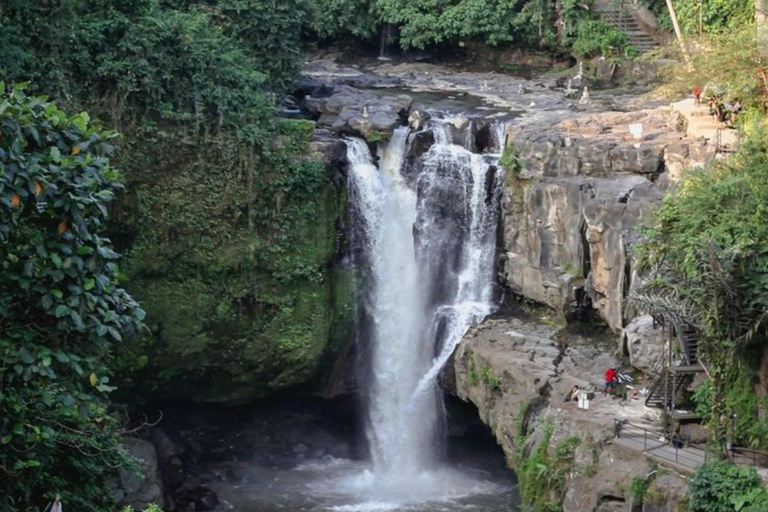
top-left (117, 121), bottom-right (351, 403)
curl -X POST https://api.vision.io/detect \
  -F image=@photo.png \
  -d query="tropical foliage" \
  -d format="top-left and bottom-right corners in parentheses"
top-left (571, 19), bottom-right (635, 58)
top-left (631, 126), bottom-right (768, 449)
top-left (672, 0), bottom-right (754, 35)
top-left (690, 462), bottom-right (768, 512)
top-left (307, 0), bottom-right (597, 52)
top-left (0, 84), bottom-right (144, 511)
top-left (1, 0), bottom-right (351, 406)
top-left (0, 0), bottom-right (344, 508)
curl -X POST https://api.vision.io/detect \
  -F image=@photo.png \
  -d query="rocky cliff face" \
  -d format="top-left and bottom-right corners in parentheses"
top-left (504, 108), bottom-right (712, 334)
top-left (119, 121), bottom-right (353, 405)
top-left (451, 315), bottom-right (690, 512)
top-left (447, 104), bottom-right (716, 511)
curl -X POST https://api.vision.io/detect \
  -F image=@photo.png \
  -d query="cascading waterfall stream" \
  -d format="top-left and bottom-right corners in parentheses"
top-left (345, 116), bottom-right (505, 506)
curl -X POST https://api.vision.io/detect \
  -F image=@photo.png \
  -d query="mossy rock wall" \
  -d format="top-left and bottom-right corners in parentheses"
top-left (114, 120), bottom-right (352, 403)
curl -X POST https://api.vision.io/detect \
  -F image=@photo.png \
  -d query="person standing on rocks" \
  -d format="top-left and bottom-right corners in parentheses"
top-left (604, 367), bottom-right (617, 395)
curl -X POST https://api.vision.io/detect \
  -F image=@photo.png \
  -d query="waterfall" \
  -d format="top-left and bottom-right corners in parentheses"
top-left (346, 117), bottom-right (502, 492)
top-left (491, 121), bottom-right (508, 154)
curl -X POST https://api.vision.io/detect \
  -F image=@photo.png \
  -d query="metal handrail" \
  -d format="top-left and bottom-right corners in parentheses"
top-left (614, 420), bottom-right (704, 467)
top-left (615, 419), bottom-right (768, 469)
top-left (595, 0), bottom-right (658, 51)
top-left (729, 447), bottom-right (768, 468)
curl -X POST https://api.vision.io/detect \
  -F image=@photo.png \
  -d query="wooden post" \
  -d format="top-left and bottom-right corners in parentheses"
top-left (759, 0), bottom-right (768, 56)
top-left (665, 0), bottom-right (692, 66)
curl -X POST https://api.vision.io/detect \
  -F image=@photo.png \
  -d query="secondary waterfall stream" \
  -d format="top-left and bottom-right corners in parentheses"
top-left (344, 116), bottom-right (506, 508)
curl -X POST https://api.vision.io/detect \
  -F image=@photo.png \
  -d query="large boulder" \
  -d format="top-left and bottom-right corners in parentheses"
top-left (622, 315), bottom-right (665, 374)
top-left (115, 438), bottom-right (164, 511)
top-left (642, 474), bottom-right (689, 512)
top-left (303, 85), bottom-right (412, 140)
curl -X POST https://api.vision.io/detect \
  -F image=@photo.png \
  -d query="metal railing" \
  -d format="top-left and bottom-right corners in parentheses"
top-left (729, 447), bottom-right (768, 468)
top-left (615, 420), bottom-right (768, 470)
top-left (614, 419), bottom-right (707, 469)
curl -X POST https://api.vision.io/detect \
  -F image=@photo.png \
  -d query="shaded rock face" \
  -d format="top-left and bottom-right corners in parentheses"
top-left (504, 109), bottom-right (713, 333)
top-left (642, 474), bottom-right (689, 512)
top-left (115, 437), bottom-right (164, 510)
top-left (146, 398), bottom-right (363, 511)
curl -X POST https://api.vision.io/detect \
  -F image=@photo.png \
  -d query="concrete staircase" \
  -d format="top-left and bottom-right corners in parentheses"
top-left (671, 98), bottom-right (739, 152)
top-left (594, 1), bottom-right (660, 54)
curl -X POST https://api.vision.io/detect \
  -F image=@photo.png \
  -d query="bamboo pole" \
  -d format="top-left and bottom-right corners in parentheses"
top-left (665, 0), bottom-right (692, 66)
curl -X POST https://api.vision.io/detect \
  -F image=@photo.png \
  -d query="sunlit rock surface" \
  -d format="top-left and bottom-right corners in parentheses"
top-left (504, 109), bottom-right (713, 333)
top-left (451, 315), bottom-right (689, 512)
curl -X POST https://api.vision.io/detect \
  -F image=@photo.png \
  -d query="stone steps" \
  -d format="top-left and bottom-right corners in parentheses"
top-left (671, 98), bottom-right (739, 149)
top-left (597, 8), bottom-right (660, 54)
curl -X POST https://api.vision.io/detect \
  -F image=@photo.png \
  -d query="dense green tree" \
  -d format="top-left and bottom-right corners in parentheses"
top-left (306, 0), bottom-right (594, 51)
top-left (632, 127), bottom-right (768, 449)
top-left (0, 84), bottom-right (145, 512)
top-left (672, 0), bottom-right (754, 35)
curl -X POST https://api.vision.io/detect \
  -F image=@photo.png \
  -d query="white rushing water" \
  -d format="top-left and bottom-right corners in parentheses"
top-left (344, 118), bottom-right (504, 508)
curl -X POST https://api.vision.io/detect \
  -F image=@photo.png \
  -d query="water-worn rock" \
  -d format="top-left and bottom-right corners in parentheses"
top-left (115, 437), bottom-right (164, 510)
top-left (303, 84), bottom-right (412, 139)
top-left (311, 129), bottom-right (348, 172)
top-left (622, 315), bottom-right (665, 373)
top-left (504, 109), bottom-right (714, 332)
top-left (642, 474), bottom-right (689, 512)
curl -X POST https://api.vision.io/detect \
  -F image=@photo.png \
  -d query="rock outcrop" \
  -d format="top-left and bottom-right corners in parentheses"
top-left (303, 84), bottom-right (412, 139)
top-left (504, 109), bottom-right (712, 333)
top-left (622, 315), bottom-right (666, 374)
top-left (115, 438), bottom-right (164, 510)
top-left (452, 315), bottom-right (688, 512)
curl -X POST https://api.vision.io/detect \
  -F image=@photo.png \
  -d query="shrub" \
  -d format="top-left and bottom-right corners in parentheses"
top-left (690, 462), bottom-right (768, 512)
top-left (571, 19), bottom-right (636, 58)
top-left (0, 84), bottom-right (144, 511)
top-left (480, 363), bottom-right (502, 391)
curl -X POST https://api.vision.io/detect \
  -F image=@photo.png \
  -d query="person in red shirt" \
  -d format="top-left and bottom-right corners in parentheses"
top-left (604, 367), bottom-right (617, 395)
top-left (693, 87), bottom-right (702, 106)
